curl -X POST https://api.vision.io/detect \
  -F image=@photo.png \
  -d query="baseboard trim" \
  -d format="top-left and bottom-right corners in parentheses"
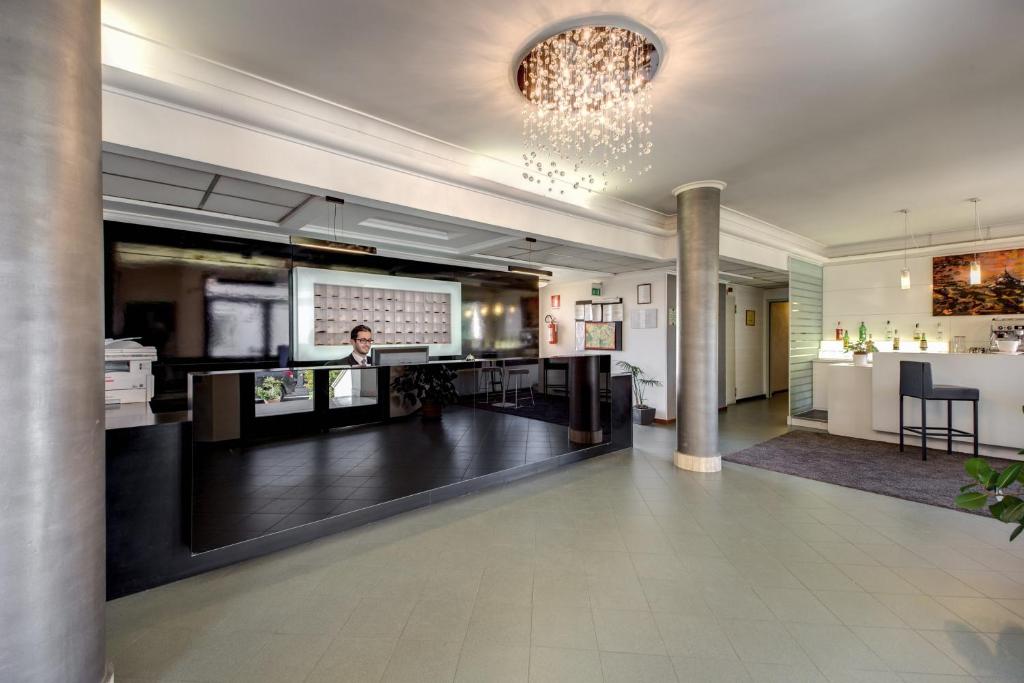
top-left (653, 418), bottom-right (676, 425)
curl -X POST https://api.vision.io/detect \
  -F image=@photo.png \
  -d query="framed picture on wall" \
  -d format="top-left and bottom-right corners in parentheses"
top-left (637, 283), bottom-right (652, 305)
top-left (745, 309), bottom-right (756, 326)
top-left (550, 294), bottom-right (561, 309)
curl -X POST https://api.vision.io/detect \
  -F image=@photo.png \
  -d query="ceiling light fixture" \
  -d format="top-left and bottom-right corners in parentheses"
top-left (968, 198), bottom-right (982, 286)
top-left (899, 209), bottom-right (911, 290)
top-left (515, 21), bottom-right (659, 195)
top-left (290, 196), bottom-right (377, 256)
top-left (511, 237), bottom-right (554, 277)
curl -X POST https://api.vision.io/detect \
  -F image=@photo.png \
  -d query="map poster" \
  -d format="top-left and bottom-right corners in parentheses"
top-left (584, 321), bottom-right (620, 350)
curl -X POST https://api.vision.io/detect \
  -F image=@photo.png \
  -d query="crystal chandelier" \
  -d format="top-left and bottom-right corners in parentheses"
top-left (515, 23), bottom-right (660, 194)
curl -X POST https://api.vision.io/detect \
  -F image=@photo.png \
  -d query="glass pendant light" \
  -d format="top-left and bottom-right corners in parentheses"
top-left (968, 198), bottom-right (982, 286)
top-left (899, 209), bottom-right (911, 290)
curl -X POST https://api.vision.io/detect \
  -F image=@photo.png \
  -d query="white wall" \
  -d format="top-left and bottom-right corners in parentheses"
top-left (540, 271), bottom-right (671, 419)
top-left (823, 251), bottom-right (1022, 348)
top-left (731, 284), bottom-right (767, 400)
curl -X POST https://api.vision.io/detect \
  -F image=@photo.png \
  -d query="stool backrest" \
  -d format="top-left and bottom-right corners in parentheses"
top-left (899, 360), bottom-right (934, 398)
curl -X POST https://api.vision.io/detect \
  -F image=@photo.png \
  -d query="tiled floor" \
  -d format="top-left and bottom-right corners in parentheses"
top-left (108, 395), bottom-right (1024, 682)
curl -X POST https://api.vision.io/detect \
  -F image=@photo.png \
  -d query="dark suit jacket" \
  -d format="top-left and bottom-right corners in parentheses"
top-left (340, 353), bottom-right (369, 367)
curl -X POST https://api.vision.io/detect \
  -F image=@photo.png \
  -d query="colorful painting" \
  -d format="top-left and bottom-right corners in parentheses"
top-left (584, 321), bottom-right (618, 350)
top-left (933, 248), bottom-right (1024, 316)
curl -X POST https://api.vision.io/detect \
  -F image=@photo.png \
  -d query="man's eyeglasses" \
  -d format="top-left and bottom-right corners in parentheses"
top-left (354, 337), bottom-right (374, 344)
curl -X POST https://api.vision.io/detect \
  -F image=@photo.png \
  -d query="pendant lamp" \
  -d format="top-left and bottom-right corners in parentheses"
top-left (968, 198), bottom-right (982, 286)
top-left (899, 209), bottom-right (911, 290)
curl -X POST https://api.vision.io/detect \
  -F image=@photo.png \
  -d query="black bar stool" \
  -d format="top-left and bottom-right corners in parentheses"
top-left (899, 361), bottom-right (979, 460)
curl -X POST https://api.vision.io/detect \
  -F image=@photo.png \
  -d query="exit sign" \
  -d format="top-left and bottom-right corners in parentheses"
top-left (591, 287), bottom-right (601, 296)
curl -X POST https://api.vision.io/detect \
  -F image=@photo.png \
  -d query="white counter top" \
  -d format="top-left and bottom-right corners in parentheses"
top-left (872, 352), bottom-right (1024, 450)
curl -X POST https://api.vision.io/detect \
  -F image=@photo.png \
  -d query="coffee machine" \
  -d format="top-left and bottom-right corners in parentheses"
top-left (990, 317), bottom-right (1024, 350)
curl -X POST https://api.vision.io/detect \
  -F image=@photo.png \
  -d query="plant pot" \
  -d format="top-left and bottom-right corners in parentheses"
top-left (852, 352), bottom-right (870, 367)
top-left (632, 406), bottom-right (655, 425)
top-left (420, 401), bottom-right (443, 420)
top-left (263, 396), bottom-right (281, 404)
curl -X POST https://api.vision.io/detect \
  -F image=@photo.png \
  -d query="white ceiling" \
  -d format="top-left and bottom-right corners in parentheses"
top-left (102, 0), bottom-right (1024, 247)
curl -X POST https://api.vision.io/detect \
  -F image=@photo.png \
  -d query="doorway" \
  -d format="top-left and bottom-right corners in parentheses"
top-left (768, 300), bottom-right (789, 395)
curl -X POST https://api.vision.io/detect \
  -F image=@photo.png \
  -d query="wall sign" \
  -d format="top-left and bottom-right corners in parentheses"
top-left (933, 248), bottom-right (1024, 315)
top-left (636, 282), bottom-right (652, 305)
top-left (550, 294), bottom-right (561, 309)
top-left (745, 309), bottom-right (756, 326)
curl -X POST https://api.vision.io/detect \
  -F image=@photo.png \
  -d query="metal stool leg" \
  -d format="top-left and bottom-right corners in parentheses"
top-left (973, 399), bottom-right (979, 457)
top-left (899, 395), bottom-right (904, 452)
top-left (921, 397), bottom-right (927, 461)
top-left (947, 399), bottom-right (953, 453)
top-left (512, 373), bottom-right (519, 408)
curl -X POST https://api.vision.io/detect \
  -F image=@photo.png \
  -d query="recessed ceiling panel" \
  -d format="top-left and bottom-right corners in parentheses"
top-left (102, 152), bottom-right (214, 190)
top-left (203, 193), bottom-right (292, 222)
top-left (102, 173), bottom-right (205, 208)
top-left (212, 176), bottom-right (310, 207)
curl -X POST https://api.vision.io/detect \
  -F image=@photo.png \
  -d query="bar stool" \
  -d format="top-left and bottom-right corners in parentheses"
top-left (507, 368), bottom-right (534, 408)
top-left (478, 366), bottom-right (503, 403)
top-left (899, 361), bottom-right (979, 461)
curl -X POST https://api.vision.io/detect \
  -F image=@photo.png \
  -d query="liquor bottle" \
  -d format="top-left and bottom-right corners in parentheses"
top-left (913, 323), bottom-right (921, 341)
top-left (835, 322), bottom-right (842, 341)
top-left (893, 330), bottom-right (900, 351)
top-left (858, 321), bottom-right (867, 342)
top-left (867, 333), bottom-right (876, 353)
top-left (885, 320), bottom-right (893, 341)
top-left (919, 332), bottom-right (928, 351)
top-left (842, 329), bottom-right (850, 351)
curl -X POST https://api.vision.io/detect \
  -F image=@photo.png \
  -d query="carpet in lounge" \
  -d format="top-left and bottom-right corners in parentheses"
top-left (724, 430), bottom-right (1021, 514)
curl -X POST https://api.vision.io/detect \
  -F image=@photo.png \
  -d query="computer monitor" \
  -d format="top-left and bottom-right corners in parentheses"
top-left (371, 346), bottom-right (430, 366)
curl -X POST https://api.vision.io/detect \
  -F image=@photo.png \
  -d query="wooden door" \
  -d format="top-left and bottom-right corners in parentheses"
top-left (769, 301), bottom-right (789, 394)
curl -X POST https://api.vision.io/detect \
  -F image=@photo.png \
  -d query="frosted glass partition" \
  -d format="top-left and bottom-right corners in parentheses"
top-left (789, 258), bottom-right (823, 416)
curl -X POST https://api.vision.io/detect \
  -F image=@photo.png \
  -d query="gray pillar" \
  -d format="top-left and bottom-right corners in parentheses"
top-left (673, 181), bottom-right (726, 472)
top-left (0, 2), bottom-right (109, 682)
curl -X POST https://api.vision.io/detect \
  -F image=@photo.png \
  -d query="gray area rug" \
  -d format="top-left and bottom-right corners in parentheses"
top-left (724, 430), bottom-right (1020, 514)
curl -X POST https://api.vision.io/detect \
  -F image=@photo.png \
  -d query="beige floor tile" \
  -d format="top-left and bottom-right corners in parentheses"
top-left (788, 562), bottom-right (864, 592)
top-left (917, 630), bottom-right (1023, 678)
top-left (670, 656), bottom-right (752, 682)
top-left (720, 619), bottom-right (813, 666)
top-left (588, 574), bottom-right (650, 610)
top-left (401, 598), bottom-right (473, 642)
top-left (381, 638), bottom-right (461, 683)
top-left (703, 584), bottom-right (776, 621)
top-left (593, 608), bottom-right (666, 655)
top-left (341, 596), bottom-right (415, 639)
top-left (601, 652), bottom-right (678, 682)
top-left (743, 661), bottom-right (829, 682)
top-left (455, 643), bottom-right (530, 683)
top-left (891, 568), bottom-right (983, 598)
top-left (851, 627), bottom-right (966, 675)
top-left (839, 564), bottom-right (923, 595)
top-left (854, 544), bottom-right (934, 569)
top-left (465, 602), bottom-right (532, 646)
top-left (896, 674), bottom-right (979, 683)
top-left (305, 636), bottom-right (397, 683)
top-left (755, 587), bottom-right (839, 624)
top-left (654, 612), bottom-right (738, 660)
top-left (531, 604), bottom-right (597, 650)
top-left (933, 596), bottom-right (1024, 633)
top-left (640, 577), bottom-right (715, 617)
top-left (785, 622), bottom-right (887, 671)
top-left (818, 670), bottom-right (902, 682)
top-left (815, 590), bottom-right (906, 628)
top-left (529, 646), bottom-right (603, 683)
top-left (532, 572), bottom-right (591, 608)
top-left (873, 594), bottom-right (972, 631)
top-left (477, 567), bottom-right (535, 606)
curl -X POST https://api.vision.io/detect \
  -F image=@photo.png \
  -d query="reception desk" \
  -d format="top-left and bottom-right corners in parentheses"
top-left (823, 352), bottom-right (1023, 457)
top-left (105, 355), bottom-right (632, 598)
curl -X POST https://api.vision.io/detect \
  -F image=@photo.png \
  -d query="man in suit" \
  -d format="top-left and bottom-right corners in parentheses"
top-left (341, 325), bottom-right (373, 366)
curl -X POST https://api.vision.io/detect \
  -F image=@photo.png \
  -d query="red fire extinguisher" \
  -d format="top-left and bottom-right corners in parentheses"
top-left (545, 314), bottom-right (558, 344)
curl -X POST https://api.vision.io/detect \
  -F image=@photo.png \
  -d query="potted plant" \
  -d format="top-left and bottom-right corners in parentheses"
top-left (849, 339), bottom-right (873, 366)
top-left (390, 364), bottom-right (459, 419)
top-left (615, 360), bottom-right (662, 425)
top-left (255, 376), bottom-right (284, 403)
top-left (955, 406), bottom-right (1024, 541)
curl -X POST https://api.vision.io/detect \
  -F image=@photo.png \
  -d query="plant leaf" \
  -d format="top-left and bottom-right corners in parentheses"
top-left (1011, 524), bottom-right (1024, 542)
top-left (999, 498), bottom-right (1024, 524)
top-left (959, 483), bottom-right (977, 493)
top-left (955, 491), bottom-right (990, 510)
top-left (985, 471), bottom-right (1000, 489)
top-left (965, 458), bottom-right (993, 484)
top-left (997, 464), bottom-right (1023, 490)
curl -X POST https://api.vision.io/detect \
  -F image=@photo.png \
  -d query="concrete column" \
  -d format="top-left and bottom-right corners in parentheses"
top-left (0, 2), bottom-right (109, 682)
top-left (673, 181), bottom-right (726, 472)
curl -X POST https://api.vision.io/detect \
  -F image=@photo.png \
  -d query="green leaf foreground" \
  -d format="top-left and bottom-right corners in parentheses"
top-left (954, 408), bottom-right (1024, 542)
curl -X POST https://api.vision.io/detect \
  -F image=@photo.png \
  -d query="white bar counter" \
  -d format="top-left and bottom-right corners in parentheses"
top-left (871, 352), bottom-right (1024, 452)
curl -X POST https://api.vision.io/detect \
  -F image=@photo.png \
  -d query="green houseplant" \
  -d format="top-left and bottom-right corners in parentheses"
top-left (255, 376), bottom-right (284, 403)
top-left (849, 338), bottom-right (874, 366)
top-left (615, 360), bottom-right (662, 425)
top-left (955, 406), bottom-right (1024, 541)
top-left (390, 364), bottom-right (459, 419)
